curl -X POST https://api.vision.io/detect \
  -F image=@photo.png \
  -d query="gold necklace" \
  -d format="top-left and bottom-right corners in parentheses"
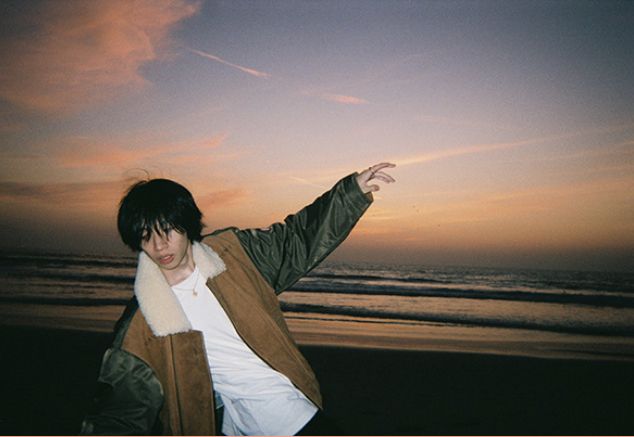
top-left (192, 270), bottom-right (200, 296)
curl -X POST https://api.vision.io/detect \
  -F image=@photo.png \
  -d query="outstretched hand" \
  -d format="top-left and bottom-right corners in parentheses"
top-left (356, 162), bottom-right (396, 194)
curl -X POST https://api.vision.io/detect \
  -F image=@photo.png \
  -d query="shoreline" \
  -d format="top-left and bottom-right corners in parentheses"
top-left (287, 313), bottom-right (634, 362)
top-left (3, 300), bottom-right (634, 362)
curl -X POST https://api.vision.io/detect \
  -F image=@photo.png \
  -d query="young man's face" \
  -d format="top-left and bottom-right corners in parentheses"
top-left (141, 227), bottom-right (193, 284)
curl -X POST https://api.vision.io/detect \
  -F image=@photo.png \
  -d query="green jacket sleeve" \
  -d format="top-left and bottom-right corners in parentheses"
top-left (79, 348), bottom-right (164, 435)
top-left (80, 299), bottom-right (163, 435)
top-left (235, 173), bottom-right (372, 293)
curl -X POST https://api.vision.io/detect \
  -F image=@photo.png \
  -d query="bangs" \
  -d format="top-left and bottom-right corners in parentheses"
top-left (138, 215), bottom-right (186, 242)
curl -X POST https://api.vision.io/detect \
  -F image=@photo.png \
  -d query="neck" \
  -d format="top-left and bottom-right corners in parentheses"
top-left (163, 243), bottom-right (195, 286)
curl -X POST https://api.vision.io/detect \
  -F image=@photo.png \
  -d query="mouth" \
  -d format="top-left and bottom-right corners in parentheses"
top-left (158, 254), bottom-right (174, 265)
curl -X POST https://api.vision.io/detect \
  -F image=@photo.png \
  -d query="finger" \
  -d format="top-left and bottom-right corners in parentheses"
top-left (370, 162), bottom-right (396, 172)
top-left (371, 173), bottom-right (395, 183)
top-left (368, 184), bottom-right (380, 192)
top-left (371, 171), bottom-right (396, 182)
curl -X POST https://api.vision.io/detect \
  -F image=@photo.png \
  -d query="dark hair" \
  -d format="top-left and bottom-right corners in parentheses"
top-left (117, 178), bottom-right (204, 251)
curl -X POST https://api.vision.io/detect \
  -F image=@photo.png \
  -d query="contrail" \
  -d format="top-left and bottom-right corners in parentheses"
top-left (188, 48), bottom-right (270, 78)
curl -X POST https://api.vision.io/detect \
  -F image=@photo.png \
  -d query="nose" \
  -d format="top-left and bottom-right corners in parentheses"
top-left (151, 232), bottom-right (168, 251)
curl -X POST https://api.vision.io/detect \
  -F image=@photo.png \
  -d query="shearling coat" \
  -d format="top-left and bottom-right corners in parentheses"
top-left (80, 173), bottom-right (372, 435)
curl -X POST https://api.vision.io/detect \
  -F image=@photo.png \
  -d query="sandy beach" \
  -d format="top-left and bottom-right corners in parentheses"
top-left (1, 323), bottom-right (633, 435)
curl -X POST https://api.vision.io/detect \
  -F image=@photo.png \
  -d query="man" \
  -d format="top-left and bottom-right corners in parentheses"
top-left (81, 163), bottom-right (395, 435)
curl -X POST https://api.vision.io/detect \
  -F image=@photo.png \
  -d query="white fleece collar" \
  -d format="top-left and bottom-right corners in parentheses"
top-left (134, 241), bottom-right (226, 337)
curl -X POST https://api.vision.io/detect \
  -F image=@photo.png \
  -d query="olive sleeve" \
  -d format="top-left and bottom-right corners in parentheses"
top-left (79, 348), bottom-right (163, 435)
top-left (79, 299), bottom-right (163, 436)
top-left (234, 173), bottom-right (372, 293)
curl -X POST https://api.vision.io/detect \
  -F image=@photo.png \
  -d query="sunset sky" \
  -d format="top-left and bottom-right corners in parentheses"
top-left (1, 0), bottom-right (632, 272)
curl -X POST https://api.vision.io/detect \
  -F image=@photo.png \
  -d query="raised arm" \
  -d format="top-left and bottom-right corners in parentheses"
top-left (235, 163), bottom-right (395, 293)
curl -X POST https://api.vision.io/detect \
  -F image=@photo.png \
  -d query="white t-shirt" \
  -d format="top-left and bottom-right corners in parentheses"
top-left (171, 267), bottom-right (317, 436)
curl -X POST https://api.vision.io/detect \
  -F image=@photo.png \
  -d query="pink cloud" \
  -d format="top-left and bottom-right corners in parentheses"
top-left (0, 120), bottom-right (26, 134)
top-left (394, 139), bottom-right (532, 167)
top-left (0, 180), bottom-right (124, 206)
top-left (319, 93), bottom-right (369, 105)
top-left (54, 133), bottom-right (228, 169)
top-left (394, 124), bottom-right (634, 168)
top-left (196, 188), bottom-right (249, 210)
top-left (300, 90), bottom-right (368, 105)
top-left (0, 0), bottom-right (201, 113)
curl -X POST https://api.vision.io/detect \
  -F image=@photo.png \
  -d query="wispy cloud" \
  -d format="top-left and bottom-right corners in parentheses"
top-left (0, 0), bottom-right (201, 113)
top-left (393, 125), bottom-right (634, 167)
top-left (416, 175), bottom-right (634, 225)
top-left (0, 171), bottom-right (251, 219)
top-left (416, 114), bottom-right (511, 130)
top-left (319, 93), bottom-right (369, 105)
top-left (196, 188), bottom-right (250, 211)
top-left (0, 120), bottom-right (26, 134)
top-left (54, 133), bottom-right (228, 169)
top-left (395, 139), bottom-right (535, 167)
top-left (288, 176), bottom-right (328, 190)
top-left (0, 180), bottom-right (124, 206)
top-left (188, 48), bottom-right (271, 78)
top-left (483, 175), bottom-right (634, 204)
top-left (302, 90), bottom-right (369, 105)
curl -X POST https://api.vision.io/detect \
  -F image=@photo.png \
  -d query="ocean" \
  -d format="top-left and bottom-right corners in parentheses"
top-left (1, 252), bottom-right (633, 341)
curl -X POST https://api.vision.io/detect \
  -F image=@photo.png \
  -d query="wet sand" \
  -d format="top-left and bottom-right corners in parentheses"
top-left (1, 325), bottom-right (633, 435)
